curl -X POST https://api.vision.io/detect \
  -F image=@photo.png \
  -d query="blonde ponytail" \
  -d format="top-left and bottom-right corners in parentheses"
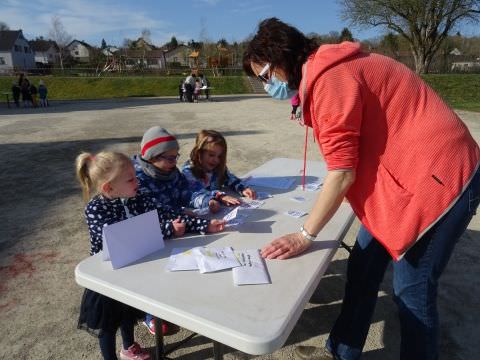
top-left (75, 151), bottom-right (131, 202)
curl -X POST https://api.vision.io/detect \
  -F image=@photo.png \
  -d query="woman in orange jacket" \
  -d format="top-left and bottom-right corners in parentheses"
top-left (243, 18), bottom-right (480, 360)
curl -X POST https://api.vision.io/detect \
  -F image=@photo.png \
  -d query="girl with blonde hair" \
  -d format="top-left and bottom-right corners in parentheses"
top-left (75, 151), bottom-right (224, 359)
top-left (182, 130), bottom-right (256, 213)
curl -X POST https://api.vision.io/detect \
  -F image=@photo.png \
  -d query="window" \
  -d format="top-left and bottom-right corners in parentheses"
top-left (0, 57), bottom-right (6, 65)
top-left (75, 51), bottom-right (79, 55)
top-left (14, 45), bottom-right (21, 52)
top-left (24, 47), bottom-right (29, 53)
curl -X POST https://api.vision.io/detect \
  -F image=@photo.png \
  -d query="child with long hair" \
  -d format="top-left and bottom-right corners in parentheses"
top-left (76, 151), bottom-right (224, 360)
top-left (182, 129), bottom-right (256, 213)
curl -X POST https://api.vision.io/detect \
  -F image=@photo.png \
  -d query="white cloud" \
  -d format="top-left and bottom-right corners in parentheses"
top-left (2, 0), bottom-right (171, 45)
top-left (195, 0), bottom-right (222, 5)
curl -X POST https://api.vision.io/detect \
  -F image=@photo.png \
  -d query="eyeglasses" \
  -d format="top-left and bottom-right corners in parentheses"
top-left (257, 63), bottom-right (271, 83)
top-left (153, 153), bottom-right (180, 162)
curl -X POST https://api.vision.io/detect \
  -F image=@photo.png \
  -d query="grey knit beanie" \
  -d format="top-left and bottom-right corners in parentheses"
top-left (140, 127), bottom-right (179, 160)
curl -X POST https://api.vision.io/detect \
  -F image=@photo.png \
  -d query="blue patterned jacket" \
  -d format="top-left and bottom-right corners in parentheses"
top-left (133, 155), bottom-right (193, 211)
top-left (181, 160), bottom-right (247, 209)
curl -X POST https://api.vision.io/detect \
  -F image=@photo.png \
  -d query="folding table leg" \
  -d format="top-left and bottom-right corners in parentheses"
top-left (341, 241), bottom-right (352, 253)
top-left (154, 317), bottom-right (164, 360)
top-left (212, 341), bottom-right (224, 360)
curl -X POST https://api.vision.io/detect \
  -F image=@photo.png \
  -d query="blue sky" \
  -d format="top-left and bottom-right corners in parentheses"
top-left (2, 0), bottom-right (479, 47)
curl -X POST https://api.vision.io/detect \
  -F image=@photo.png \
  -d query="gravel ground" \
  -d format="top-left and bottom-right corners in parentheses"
top-left (0, 96), bottom-right (479, 360)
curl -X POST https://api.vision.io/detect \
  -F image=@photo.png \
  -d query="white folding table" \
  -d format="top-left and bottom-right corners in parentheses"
top-left (75, 158), bottom-right (355, 359)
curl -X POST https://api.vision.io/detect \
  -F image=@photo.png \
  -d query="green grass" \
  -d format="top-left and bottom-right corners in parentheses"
top-left (2, 74), bottom-right (479, 112)
top-left (422, 74), bottom-right (480, 112)
top-left (0, 75), bottom-right (249, 101)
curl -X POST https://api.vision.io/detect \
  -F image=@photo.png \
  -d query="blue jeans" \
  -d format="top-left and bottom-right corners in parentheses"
top-left (327, 167), bottom-right (480, 360)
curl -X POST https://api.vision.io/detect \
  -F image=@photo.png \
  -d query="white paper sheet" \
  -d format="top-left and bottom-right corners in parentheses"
top-left (239, 200), bottom-right (265, 209)
top-left (285, 210), bottom-right (308, 218)
top-left (166, 248), bottom-right (199, 271)
top-left (102, 210), bottom-right (164, 269)
top-left (233, 249), bottom-right (271, 285)
top-left (223, 207), bottom-right (249, 227)
top-left (256, 191), bottom-right (272, 200)
top-left (245, 176), bottom-right (296, 190)
top-left (193, 247), bottom-right (241, 273)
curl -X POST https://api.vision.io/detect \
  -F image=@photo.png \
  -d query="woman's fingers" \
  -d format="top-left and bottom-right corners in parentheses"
top-left (261, 233), bottom-right (311, 259)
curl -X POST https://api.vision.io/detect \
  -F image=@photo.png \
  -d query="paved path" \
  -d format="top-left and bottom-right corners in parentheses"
top-left (0, 96), bottom-right (478, 359)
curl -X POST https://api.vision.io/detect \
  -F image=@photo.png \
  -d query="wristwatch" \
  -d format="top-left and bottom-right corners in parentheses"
top-left (300, 225), bottom-right (317, 241)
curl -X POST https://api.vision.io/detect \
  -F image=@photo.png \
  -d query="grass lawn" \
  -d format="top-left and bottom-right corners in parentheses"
top-left (0, 75), bottom-right (249, 101)
top-left (1, 74), bottom-right (479, 112)
top-left (422, 74), bottom-right (480, 112)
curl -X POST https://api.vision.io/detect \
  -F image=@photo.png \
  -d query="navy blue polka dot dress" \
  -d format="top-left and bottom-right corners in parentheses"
top-left (78, 192), bottom-right (210, 337)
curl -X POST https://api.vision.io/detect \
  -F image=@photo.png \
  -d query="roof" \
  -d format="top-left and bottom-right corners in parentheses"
top-left (0, 30), bottom-right (22, 51)
top-left (67, 39), bottom-right (92, 49)
top-left (29, 40), bottom-right (58, 52)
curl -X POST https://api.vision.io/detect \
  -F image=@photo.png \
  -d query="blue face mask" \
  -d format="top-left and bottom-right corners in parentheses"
top-left (264, 75), bottom-right (297, 100)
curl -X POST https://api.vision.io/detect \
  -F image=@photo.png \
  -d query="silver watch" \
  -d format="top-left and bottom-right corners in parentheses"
top-left (300, 225), bottom-right (317, 241)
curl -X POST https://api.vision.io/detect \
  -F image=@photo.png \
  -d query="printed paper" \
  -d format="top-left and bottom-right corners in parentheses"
top-left (233, 249), bottom-right (271, 285)
top-left (193, 247), bottom-right (241, 273)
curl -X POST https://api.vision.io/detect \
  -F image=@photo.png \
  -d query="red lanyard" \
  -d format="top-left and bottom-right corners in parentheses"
top-left (302, 125), bottom-right (308, 191)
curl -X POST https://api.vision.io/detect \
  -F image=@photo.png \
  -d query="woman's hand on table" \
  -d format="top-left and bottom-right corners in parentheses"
top-left (261, 232), bottom-right (312, 260)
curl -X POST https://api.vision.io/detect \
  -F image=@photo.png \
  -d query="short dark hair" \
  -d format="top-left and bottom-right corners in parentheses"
top-left (243, 18), bottom-right (317, 90)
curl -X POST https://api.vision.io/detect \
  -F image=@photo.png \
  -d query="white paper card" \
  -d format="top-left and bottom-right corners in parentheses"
top-left (102, 210), bottom-right (164, 269)
top-left (285, 210), bottom-right (308, 218)
top-left (166, 248), bottom-right (199, 271)
top-left (233, 249), bottom-right (271, 285)
top-left (256, 191), bottom-right (272, 200)
top-left (193, 247), bottom-right (241, 273)
top-left (239, 200), bottom-right (265, 209)
top-left (223, 207), bottom-right (249, 227)
top-left (245, 176), bottom-right (296, 190)
top-left (305, 181), bottom-right (323, 191)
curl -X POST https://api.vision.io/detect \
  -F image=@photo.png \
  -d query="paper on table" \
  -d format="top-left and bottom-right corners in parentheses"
top-left (256, 191), bottom-right (272, 200)
top-left (245, 176), bottom-right (296, 190)
top-left (239, 200), bottom-right (265, 209)
top-left (285, 210), bottom-right (308, 218)
top-left (102, 210), bottom-right (164, 269)
top-left (305, 181), bottom-right (323, 191)
top-left (233, 249), bottom-right (271, 285)
top-left (166, 248), bottom-right (199, 271)
top-left (223, 207), bottom-right (249, 227)
top-left (193, 247), bottom-right (241, 273)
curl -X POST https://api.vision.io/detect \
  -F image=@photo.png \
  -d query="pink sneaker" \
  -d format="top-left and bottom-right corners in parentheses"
top-left (119, 342), bottom-right (150, 360)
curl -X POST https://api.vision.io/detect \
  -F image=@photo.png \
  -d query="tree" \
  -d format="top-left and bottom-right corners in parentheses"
top-left (101, 38), bottom-right (107, 49)
top-left (380, 32), bottom-right (400, 57)
top-left (168, 36), bottom-right (178, 49)
top-left (48, 16), bottom-right (72, 70)
top-left (0, 22), bottom-right (9, 31)
top-left (340, 27), bottom-right (354, 42)
top-left (339, 0), bottom-right (480, 74)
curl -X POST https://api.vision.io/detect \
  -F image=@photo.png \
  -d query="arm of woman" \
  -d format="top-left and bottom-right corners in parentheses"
top-left (261, 169), bottom-right (355, 259)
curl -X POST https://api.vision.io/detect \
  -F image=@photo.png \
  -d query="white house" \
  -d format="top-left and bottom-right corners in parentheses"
top-left (29, 39), bottom-right (59, 65)
top-left (0, 30), bottom-right (35, 73)
top-left (67, 40), bottom-right (92, 62)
